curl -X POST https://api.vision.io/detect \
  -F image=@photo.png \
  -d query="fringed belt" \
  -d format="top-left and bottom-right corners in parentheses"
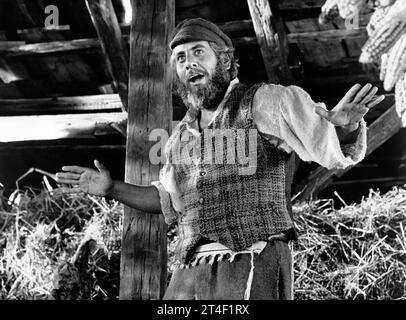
top-left (174, 233), bottom-right (288, 300)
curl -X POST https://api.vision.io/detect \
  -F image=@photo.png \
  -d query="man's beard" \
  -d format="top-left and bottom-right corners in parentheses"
top-left (174, 62), bottom-right (231, 111)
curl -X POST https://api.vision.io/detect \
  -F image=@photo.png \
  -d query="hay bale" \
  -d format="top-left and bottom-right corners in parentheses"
top-left (293, 186), bottom-right (406, 300)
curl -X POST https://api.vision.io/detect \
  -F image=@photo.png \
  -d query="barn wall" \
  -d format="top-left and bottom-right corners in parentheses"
top-left (0, 139), bottom-right (126, 196)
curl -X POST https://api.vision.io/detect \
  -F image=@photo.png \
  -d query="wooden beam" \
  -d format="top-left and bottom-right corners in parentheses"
top-left (0, 41), bottom-right (26, 50)
top-left (0, 94), bottom-right (123, 115)
top-left (0, 38), bottom-right (102, 57)
top-left (0, 27), bottom-right (369, 56)
top-left (278, 0), bottom-right (324, 10)
top-left (247, 0), bottom-right (293, 84)
top-left (232, 27), bottom-right (367, 46)
top-left (217, 19), bottom-right (254, 34)
top-left (85, 0), bottom-right (129, 112)
top-left (120, 0), bottom-right (174, 300)
top-left (0, 112), bottom-right (127, 142)
top-left (293, 104), bottom-right (403, 201)
top-left (288, 28), bottom-right (367, 43)
top-left (330, 176), bottom-right (406, 186)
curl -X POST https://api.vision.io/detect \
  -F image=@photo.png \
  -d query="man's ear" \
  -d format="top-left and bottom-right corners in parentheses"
top-left (220, 53), bottom-right (232, 70)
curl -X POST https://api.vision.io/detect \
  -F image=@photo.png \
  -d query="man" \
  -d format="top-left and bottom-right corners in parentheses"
top-left (56, 18), bottom-right (385, 300)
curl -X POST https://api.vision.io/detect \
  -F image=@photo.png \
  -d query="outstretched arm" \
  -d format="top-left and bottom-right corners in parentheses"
top-left (55, 160), bottom-right (162, 214)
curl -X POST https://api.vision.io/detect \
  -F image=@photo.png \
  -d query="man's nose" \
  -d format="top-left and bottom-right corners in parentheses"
top-left (185, 59), bottom-right (198, 70)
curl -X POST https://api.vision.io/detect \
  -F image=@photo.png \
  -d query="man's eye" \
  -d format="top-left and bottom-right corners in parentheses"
top-left (195, 49), bottom-right (203, 55)
top-left (177, 56), bottom-right (185, 63)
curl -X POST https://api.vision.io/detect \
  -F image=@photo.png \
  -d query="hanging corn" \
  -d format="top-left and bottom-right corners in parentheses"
top-left (319, 0), bottom-right (368, 24)
top-left (383, 34), bottom-right (406, 91)
top-left (359, 20), bottom-right (406, 63)
top-left (395, 72), bottom-right (406, 126)
top-left (366, 6), bottom-right (391, 36)
top-left (379, 51), bottom-right (390, 81)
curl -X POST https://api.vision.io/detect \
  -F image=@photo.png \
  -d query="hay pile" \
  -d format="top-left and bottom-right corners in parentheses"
top-left (293, 187), bottom-right (406, 300)
top-left (0, 189), bottom-right (122, 300)
top-left (1, 184), bottom-right (405, 300)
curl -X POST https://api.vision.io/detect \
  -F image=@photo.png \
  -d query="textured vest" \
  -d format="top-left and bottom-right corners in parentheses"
top-left (167, 83), bottom-right (295, 263)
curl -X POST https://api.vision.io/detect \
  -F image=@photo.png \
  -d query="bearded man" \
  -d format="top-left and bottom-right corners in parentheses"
top-left (56, 18), bottom-right (385, 300)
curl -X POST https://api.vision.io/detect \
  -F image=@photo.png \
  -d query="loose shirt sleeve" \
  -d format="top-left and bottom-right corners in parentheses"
top-left (252, 84), bottom-right (367, 170)
top-left (151, 124), bottom-right (185, 225)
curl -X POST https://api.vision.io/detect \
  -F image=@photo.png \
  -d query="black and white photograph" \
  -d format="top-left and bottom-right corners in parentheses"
top-left (0, 0), bottom-right (405, 308)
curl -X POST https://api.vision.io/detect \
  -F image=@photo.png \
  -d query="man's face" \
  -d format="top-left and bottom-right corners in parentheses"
top-left (172, 40), bottom-right (231, 111)
top-left (173, 40), bottom-right (218, 88)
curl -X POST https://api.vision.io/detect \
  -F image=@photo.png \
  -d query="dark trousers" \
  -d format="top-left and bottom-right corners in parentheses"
top-left (163, 241), bottom-right (293, 300)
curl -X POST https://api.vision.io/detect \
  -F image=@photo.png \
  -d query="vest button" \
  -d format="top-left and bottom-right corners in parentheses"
top-left (200, 171), bottom-right (206, 176)
top-left (199, 198), bottom-right (204, 204)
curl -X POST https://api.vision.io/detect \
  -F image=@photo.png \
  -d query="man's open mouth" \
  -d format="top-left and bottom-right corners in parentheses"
top-left (188, 74), bottom-right (205, 84)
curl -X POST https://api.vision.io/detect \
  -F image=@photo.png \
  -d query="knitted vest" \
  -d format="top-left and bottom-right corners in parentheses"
top-left (168, 83), bottom-right (295, 263)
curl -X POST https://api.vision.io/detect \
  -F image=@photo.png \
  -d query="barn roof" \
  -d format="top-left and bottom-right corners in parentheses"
top-left (0, 0), bottom-right (394, 119)
top-left (0, 0), bottom-right (404, 201)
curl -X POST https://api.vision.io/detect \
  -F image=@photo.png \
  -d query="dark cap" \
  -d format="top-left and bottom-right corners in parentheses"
top-left (169, 18), bottom-right (233, 50)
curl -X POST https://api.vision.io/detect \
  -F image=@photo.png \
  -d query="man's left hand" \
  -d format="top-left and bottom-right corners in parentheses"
top-left (314, 83), bottom-right (385, 132)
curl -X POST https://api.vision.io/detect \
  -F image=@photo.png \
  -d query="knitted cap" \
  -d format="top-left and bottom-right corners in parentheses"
top-left (169, 18), bottom-right (233, 50)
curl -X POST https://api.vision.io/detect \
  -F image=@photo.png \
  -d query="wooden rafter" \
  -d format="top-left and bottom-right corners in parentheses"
top-left (293, 104), bottom-right (403, 201)
top-left (278, 0), bottom-right (324, 10)
top-left (85, 0), bottom-right (129, 112)
top-left (0, 94), bottom-right (122, 115)
top-left (0, 112), bottom-right (127, 143)
top-left (247, 0), bottom-right (293, 84)
top-left (0, 26), bottom-right (368, 56)
top-left (120, 0), bottom-right (174, 300)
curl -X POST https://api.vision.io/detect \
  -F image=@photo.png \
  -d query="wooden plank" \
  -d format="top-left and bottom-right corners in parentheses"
top-left (0, 112), bottom-right (127, 142)
top-left (85, 0), bottom-right (129, 112)
top-left (285, 18), bottom-right (347, 68)
top-left (293, 104), bottom-right (403, 201)
top-left (288, 28), bottom-right (367, 43)
top-left (278, 0), bottom-right (324, 10)
top-left (120, 0), bottom-right (174, 300)
top-left (247, 0), bottom-right (293, 84)
top-left (0, 27), bottom-right (370, 56)
top-left (0, 41), bottom-right (26, 50)
top-left (0, 94), bottom-right (123, 115)
top-left (0, 38), bottom-right (102, 56)
top-left (330, 176), bottom-right (406, 186)
top-left (232, 28), bottom-right (367, 46)
top-left (16, 25), bottom-right (72, 43)
top-left (217, 19), bottom-right (254, 34)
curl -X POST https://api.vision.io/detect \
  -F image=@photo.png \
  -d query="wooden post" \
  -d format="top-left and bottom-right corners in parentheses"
top-left (247, 0), bottom-right (293, 84)
top-left (294, 105), bottom-right (403, 201)
top-left (85, 0), bottom-right (129, 111)
top-left (119, 0), bottom-right (174, 300)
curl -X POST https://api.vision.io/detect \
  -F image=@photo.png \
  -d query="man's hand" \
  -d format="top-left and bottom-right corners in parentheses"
top-left (55, 160), bottom-right (113, 196)
top-left (315, 83), bottom-right (385, 132)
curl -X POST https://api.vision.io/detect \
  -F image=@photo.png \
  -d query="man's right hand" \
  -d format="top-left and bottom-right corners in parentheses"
top-left (56, 159), bottom-right (113, 196)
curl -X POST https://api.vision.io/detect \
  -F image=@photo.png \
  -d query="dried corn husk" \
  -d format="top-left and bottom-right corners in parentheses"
top-left (360, 19), bottom-right (406, 63)
top-left (380, 52), bottom-right (390, 81)
top-left (320, 0), bottom-right (367, 23)
top-left (395, 72), bottom-right (406, 126)
top-left (366, 6), bottom-right (391, 36)
top-left (385, 0), bottom-right (406, 23)
top-left (384, 34), bottom-right (406, 91)
top-left (320, 0), bottom-right (341, 24)
top-left (337, 0), bottom-right (367, 19)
